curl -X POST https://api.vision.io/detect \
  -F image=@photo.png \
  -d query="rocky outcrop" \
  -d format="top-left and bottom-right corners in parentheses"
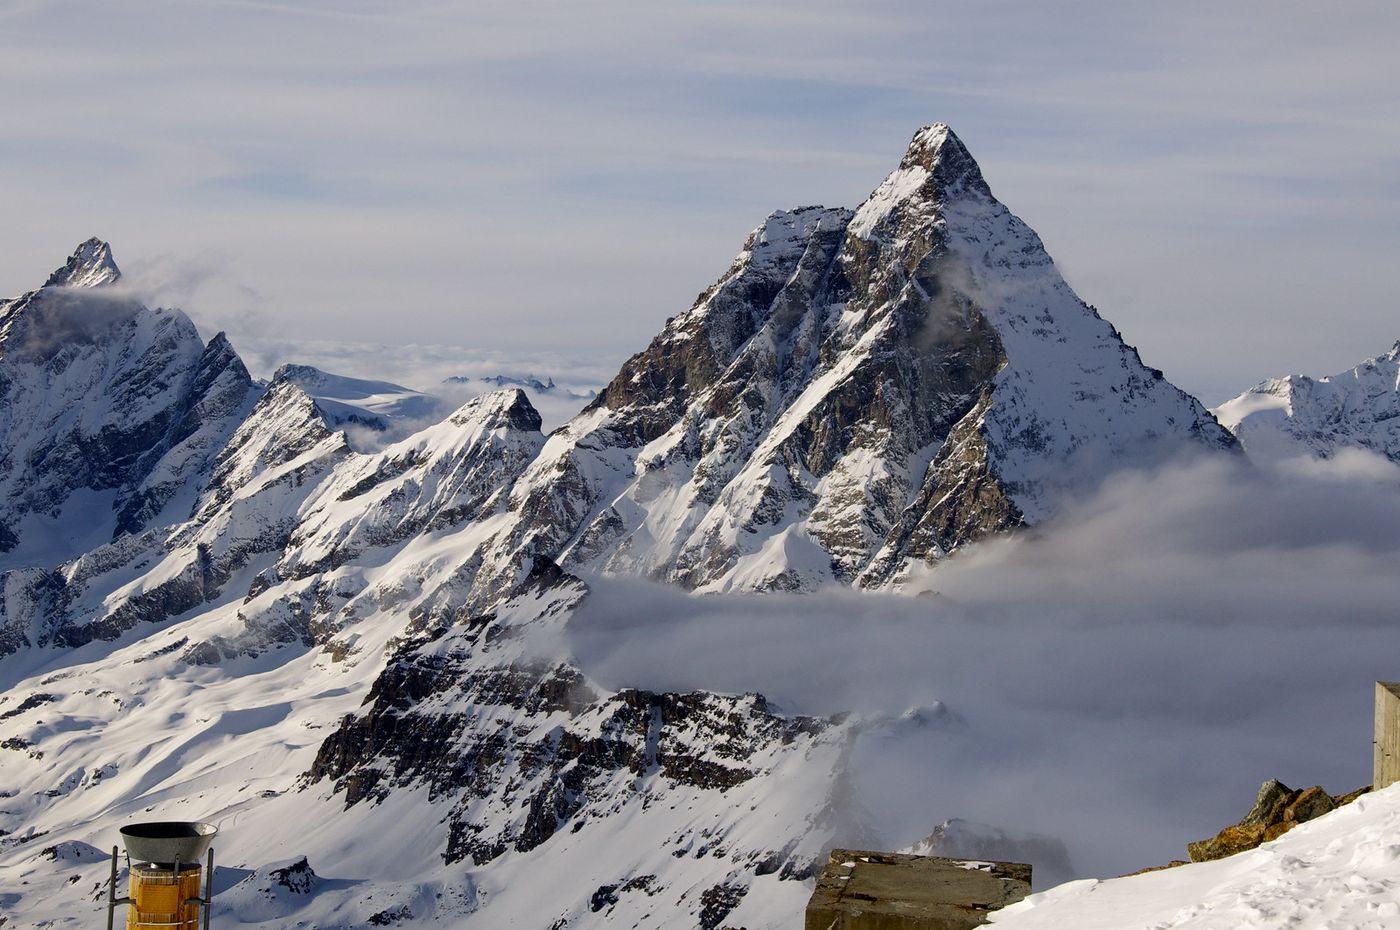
top-left (1186, 778), bottom-right (1369, 862)
top-left (3, 374), bottom-right (350, 654)
top-left (305, 559), bottom-right (857, 885)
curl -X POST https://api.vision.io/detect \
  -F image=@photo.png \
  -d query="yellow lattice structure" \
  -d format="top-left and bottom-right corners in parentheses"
top-left (126, 864), bottom-right (204, 930)
top-left (106, 822), bottom-right (216, 930)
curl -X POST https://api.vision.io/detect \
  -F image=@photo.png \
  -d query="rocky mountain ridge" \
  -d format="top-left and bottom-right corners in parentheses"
top-left (0, 124), bottom-right (1271, 929)
top-left (462, 124), bottom-right (1235, 599)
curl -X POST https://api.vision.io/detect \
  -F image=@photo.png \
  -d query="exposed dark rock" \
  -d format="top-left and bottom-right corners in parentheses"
top-left (697, 881), bottom-right (747, 930)
top-left (0, 693), bottom-right (58, 720)
top-left (368, 904), bottom-right (414, 925)
top-left (268, 857), bottom-right (317, 894)
top-left (589, 875), bottom-right (657, 913)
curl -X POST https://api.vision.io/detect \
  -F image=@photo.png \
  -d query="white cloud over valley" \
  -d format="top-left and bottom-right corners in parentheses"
top-left (566, 452), bottom-right (1400, 877)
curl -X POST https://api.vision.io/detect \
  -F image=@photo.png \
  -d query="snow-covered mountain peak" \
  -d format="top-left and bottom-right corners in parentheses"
top-left (0, 244), bottom-right (261, 566)
top-left (463, 122), bottom-right (1231, 599)
top-left (902, 122), bottom-right (988, 193)
top-left (1215, 339), bottom-right (1400, 462)
top-left (43, 236), bottom-right (121, 289)
top-left (849, 123), bottom-right (988, 240)
top-left (0, 135), bottom-right (1281, 930)
top-left (447, 386), bottom-right (542, 432)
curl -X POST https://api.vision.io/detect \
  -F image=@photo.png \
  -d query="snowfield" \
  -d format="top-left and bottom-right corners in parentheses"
top-left (990, 785), bottom-right (1400, 930)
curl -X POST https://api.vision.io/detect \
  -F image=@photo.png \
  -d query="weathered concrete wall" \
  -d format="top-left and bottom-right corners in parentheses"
top-left (1375, 681), bottom-right (1400, 791)
top-left (804, 850), bottom-right (1031, 930)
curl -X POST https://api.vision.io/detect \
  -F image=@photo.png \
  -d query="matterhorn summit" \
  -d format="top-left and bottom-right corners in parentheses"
top-left (467, 123), bottom-right (1235, 598)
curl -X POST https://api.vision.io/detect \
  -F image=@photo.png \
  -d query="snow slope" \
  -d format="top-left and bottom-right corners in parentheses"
top-left (990, 785), bottom-right (1400, 930)
top-left (1215, 341), bottom-right (1400, 462)
top-left (0, 547), bottom-right (871, 930)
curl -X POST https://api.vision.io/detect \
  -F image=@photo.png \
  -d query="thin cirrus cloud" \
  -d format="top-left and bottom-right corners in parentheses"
top-left (0, 1), bottom-right (1396, 403)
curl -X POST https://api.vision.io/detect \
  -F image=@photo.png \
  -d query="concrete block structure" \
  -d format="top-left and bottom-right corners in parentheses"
top-left (804, 849), bottom-right (1031, 930)
top-left (1375, 681), bottom-right (1400, 791)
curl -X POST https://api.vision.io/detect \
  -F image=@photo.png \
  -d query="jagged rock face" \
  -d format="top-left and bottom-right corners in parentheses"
top-left (0, 372), bottom-right (350, 654)
top-left (0, 239), bottom-right (259, 567)
top-left (177, 387), bottom-right (544, 664)
top-left (0, 376), bottom-right (543, 660)
top-left (473, 125), bottom-right (1234, 599)
top-left (1214, 340), bottom-right (1400, 462)
top-left (303, 561), bottom-right (864, 927)
top-left (279, 389), bottom-right (543, 580)
top-left (0, 125), bottom-right (1247, 930)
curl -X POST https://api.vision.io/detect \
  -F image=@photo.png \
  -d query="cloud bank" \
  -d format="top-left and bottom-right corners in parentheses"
top-left (566, 451), bottom-right (1400, 877)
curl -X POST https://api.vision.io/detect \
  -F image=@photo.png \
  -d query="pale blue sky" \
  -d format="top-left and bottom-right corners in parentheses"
top-left (1, 0), bottom-right (1397, 402)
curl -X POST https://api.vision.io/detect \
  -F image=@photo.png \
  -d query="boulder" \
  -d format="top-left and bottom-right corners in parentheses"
top-left (1187, 779), bottom-right (1368, 862)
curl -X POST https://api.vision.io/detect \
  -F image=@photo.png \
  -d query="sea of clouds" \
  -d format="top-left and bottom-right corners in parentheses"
top-left (566, 450), bottom-right (1400, 878)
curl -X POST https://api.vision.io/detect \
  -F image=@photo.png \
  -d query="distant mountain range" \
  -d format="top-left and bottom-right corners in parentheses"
top-left (1215, 341), bottom-right (1400, 463)
top-left (444, 372), bottom-right (597, 400)
top-left (0, 124), bottom-right (1393, 930)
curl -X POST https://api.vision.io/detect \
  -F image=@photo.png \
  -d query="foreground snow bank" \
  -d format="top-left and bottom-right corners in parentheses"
top-left (989, 784), bottom-right (1400, 929)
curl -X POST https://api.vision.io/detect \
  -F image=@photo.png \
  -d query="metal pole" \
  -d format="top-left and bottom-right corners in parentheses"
top-left (203, 846), bottom-right (215, 930)
top-left (106, 846), bottom-right (118, 930)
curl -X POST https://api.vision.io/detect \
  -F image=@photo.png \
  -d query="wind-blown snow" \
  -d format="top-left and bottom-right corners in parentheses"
top-left (0, 241), bottom-right (260, 570)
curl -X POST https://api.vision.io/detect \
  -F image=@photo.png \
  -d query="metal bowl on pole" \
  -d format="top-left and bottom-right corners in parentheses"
top-left (107, 821), bottom-right (218, 930)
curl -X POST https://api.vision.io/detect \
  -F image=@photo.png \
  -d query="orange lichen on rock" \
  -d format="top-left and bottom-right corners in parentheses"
top-left (1186, 779), bottom-right (1369, 863)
